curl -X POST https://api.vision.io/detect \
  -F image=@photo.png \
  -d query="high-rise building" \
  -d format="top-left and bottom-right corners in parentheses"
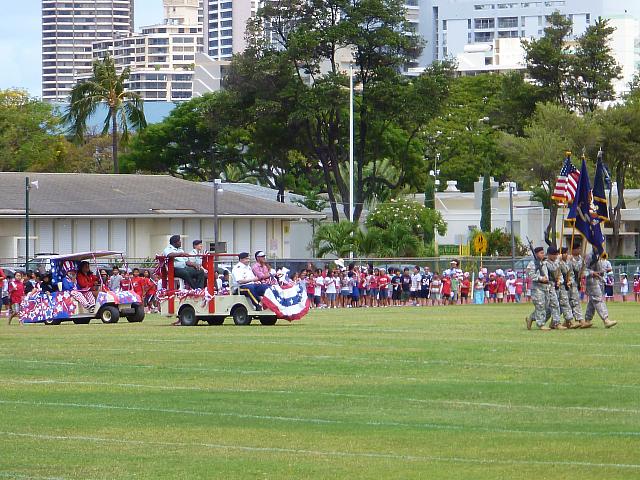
top-left (90, 0), bottom-right (204, 102)
top-left (416, 0), bottom-right (640, 93)
top-left (42, 0), bottom-right (134, 102)
top-left (203, 0), bottom-right (257, 59)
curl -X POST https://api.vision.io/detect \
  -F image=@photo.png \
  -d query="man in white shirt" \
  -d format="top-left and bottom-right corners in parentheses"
top-left (231, 252), bottom-right (267, 309)
top-left (162, 235), bottom-right (204, 289)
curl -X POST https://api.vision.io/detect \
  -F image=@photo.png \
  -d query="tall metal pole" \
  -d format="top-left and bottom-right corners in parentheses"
top-left (509, 182), bottom-right (515, 272)
top-left (213, 179), bottom-right (219, 279)
top-left (25, 177), bottom-right (30, 272)
top-left (349, 64), bottom-right (354, 259)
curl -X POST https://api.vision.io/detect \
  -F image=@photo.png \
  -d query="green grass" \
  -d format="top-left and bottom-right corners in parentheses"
top-left (1, 303), bottom-right (639, 479)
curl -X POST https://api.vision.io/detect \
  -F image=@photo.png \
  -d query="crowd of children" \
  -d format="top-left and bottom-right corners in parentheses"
top-left (2, 262), bottom-right (639, 322)
top-left (0, 265), bottom-right (163, 323)
top-left (289, 261), bottom-right (640, 310)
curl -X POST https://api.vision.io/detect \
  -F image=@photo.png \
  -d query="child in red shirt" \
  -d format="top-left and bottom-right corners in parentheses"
top-left (120, 271), bottom-right (132, 291)
top-left (488, 275), bottom-right (498, 303)
top-left (441, 275), bottom-right (452, 305)
top-left (8, 272), bottom-right (25, 325)
top-left (460, 276), bottom-right (471, 304)
top-left (496, 274), bottom-right (506, 303)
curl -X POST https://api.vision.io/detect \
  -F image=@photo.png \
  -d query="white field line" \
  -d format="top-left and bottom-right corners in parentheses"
top-left (2, 357), bottom-right (639, 391)
top-left (0, 473), bottom-right (69, 480)
top-left (1, 431), bottom-right (639, 470)
top-left (0, 352), bottom-right (620, 373)
top-left (0, 398), bottom-right (638, 435)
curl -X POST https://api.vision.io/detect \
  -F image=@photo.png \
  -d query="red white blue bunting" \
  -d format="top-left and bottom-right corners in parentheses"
top-left (262, 283), bottom-right (310, 321)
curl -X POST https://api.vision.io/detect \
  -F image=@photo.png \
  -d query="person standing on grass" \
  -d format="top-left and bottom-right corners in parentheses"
top-left (473, 273), bottom-right (485, 305)
top-left (460, 273), bottom-right (470, 304)
top-left (619, 273), bottom-right (628, 302)
top-left (8, 272), bottom-right (25, 325)
top-left (568, 242), bottom-right (585, 326)
top-left (582, 251), bottom-right (617, 329)
top-left (410, 266), bottom-right (421, 306)
top-left (430, 273), bottom-right (442, 306)
top-left (633, 273), bottom-right (640, 302)
top-left (441, 273), bottom-right (452, 305)
top-left (525, 246), bottom-right (552, 331)
top-left (1, 274), bottom-right (9, 317)
top-left (495, 270), bottom-right (506, 303)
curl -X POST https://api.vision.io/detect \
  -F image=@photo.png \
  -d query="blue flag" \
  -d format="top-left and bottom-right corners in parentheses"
top-left (567, 158), bottom-right (606, 256)
top-left (592, 154), bottom-right (609, 222)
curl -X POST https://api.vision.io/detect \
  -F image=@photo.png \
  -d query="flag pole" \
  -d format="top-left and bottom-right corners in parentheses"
top-left (559, 203), bottom-right (566, 249)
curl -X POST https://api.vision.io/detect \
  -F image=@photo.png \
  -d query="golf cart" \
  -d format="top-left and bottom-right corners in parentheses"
top-left (20, 251), bottom-right (145, 325)
top-left (157, 252), bottom-right (301, 326)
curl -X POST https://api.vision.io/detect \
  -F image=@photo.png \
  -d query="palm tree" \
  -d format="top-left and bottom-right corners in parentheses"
top-left (311, 221), bottom-right (358, 258)
top-left (63, 55), bottom-right (146, 173)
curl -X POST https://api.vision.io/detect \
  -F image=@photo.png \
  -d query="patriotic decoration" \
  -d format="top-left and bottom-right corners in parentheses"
top-left (156, 288), bottom-right (213, 308)
top-left (97, 290), bottom-right (141, 307)
top-left (567, 157), bottom-right (606, 256)
top-left (551, 155), bottom-right (581, 204)
top-left (261, 282), bottom-right (310, 321)
top-left (591, 153), bottom-right (609, 222)
top-left (20, 291), bottom-right (78, 323)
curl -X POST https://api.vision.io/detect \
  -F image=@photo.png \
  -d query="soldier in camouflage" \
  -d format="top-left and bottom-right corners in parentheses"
top-left (584, 250), bottom-right (617, 329)
top-left (568, 242), bottom-right (585, 327)
top-left (558, 247), bottom-right (577, 328)
top-left (525, 246), bottom-right (552, 331)
top-left (544, 246), bottom-right (566, 330)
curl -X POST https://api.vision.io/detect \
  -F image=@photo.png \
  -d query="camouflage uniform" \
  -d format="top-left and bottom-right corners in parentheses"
top-left (557, 258), bottom-right (575, 322)
top-left (567, 254), bottom-right (583, 321)
top-left (527, 259), bottom-right (549, 328)
top-left (544, 258), bottom-right (562, 327)
top-left (585, 252), bottom-right (609, 322)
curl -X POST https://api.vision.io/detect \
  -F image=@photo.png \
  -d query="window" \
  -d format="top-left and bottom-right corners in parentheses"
top-left (498, 17), bottom-right (518, 28)
top-left (474, 4), bottom-right (494, 10)
top-left (498, 30), bottom-right (519, 38)
top-left (497, 2), bottom-right (518, 7)
top-left (442, 20), bottom-right (447, 31)
top-left (475, 31), bottom-right (494, 42)
top-left (474, 18), bottom-right (495, 29)
top-left (485, 57), bottom-right (494, 65)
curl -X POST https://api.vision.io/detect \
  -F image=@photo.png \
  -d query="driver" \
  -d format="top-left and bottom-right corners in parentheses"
top-left (163, 235), bottom-right (205, 289)
top-left (232, 252), bottom-right (267, 310)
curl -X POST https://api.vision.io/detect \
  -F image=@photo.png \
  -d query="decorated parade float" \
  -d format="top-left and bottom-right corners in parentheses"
top-left (156, 253), bottom-right (309, 326)
top-left (20, 251), bottom-right (144, 325)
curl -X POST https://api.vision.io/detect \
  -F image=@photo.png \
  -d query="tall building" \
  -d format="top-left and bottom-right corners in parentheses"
top-left (90, 0), bottom-right (204, 102)
top-left (416, 0), bottom-right (640, 93)
top-left (42, 0), bottom-right (134, 102)
top-left (203, 0), bottom-right (257, 59)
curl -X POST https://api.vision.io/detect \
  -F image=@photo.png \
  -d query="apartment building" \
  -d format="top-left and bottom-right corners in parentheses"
top-left (203, 0), bottom-right (257, 59)
top-left (42, 0), bottom-right (134, 102)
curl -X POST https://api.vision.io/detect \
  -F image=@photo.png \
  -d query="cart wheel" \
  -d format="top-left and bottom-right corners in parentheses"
top-left (232, 305), bottom-right (251, 326)
top-left (178, 305), bottom-right (198, 326)
top-left (100, 305), bottom-right (120, 324)
top-left (259, 316), bottom-right (277, 326)
top-left (127, 303), bottom-right (145, 323)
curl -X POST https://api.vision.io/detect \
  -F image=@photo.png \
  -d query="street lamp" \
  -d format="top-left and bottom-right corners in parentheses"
top-left (349, 63), bottom-right (354, 259)
top-left (506, 181), bottom-right (516, 272)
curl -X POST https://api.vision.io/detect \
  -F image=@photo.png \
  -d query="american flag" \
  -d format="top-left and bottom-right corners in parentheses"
top-left (551, 156), bottom-right (580, 205)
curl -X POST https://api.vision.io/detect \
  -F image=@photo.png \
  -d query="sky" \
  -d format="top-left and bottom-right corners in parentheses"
top-left (0, 0), bottom-right (164, 98)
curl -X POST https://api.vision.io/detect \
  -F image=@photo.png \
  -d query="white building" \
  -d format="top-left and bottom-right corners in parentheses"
top-left (89, 0), bottom-right (204, 102)
top-left (42, 0), bottom-right (134, 102)
top-left (203, 0), bottom-right (257, 60)
top-left (416, 0), bottom-right (640, 94)
top-left (0, 174), bottom-right (324, 263)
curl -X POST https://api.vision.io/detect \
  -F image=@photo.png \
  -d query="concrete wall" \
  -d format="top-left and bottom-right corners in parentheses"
top-left (0, 216), bottom-right (292, 261)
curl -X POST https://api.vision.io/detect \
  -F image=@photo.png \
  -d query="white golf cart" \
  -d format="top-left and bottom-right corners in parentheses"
top-left (20, 251), bottom-right (145, 325)
top-left (157, 253), bottom-right (279, 326)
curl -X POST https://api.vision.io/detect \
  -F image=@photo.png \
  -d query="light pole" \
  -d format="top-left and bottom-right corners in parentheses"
top-left (507, 181), bottom-right (516, 272)
top-left (25, 177), bottom-right (30, 272)
top-left (349, 63), bottom-right (354, 259)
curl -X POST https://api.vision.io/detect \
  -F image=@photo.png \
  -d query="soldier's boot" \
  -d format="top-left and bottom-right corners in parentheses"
top-left (550, 323), bottom-right (567, 330)
top-left (580, 320), bottom-right (593, 329)
top-left (570, 321), bottom-right (582, 329)
top-left (525, 316), bottom-right (533, 330)
top-left (563, 320), bottom-right (574, 329)
top-left (604, 319), bottom-right (617, 329)
top-left (538, 325), bottom-right (551, 331)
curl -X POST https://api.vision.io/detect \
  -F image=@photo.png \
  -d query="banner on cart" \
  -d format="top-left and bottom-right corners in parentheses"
top-left (262, 283), bottom-right (310, 321)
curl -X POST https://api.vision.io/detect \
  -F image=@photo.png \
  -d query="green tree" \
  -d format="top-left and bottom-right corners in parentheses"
top-left (595, 102), bottom-right (640, 257)
top-left (522, 11), bottom-right (572, 106)
top-left (499, 103), bottom-right (601, 246)
top-left (0, 89), bottom-right (63, 171)
top-left (366, 198), bottom-right (447, 241)
top-left (480, 173), bottom-right (491, 232)
top-left (311, 220), bottom-right (358, 258)
top-left (63, 55), bottom-right (147, 174)
top-left (569, 18), bottom-right (622, 113)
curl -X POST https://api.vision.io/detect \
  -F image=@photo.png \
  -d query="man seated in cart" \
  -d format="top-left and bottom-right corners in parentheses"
top-left (162, 235), bottom-right (205, 289)
top-left (232, 252), bottom-right (267, 310)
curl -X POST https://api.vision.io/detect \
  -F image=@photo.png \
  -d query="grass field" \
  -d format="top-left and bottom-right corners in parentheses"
top-left (1, 303), bottom-right (639, 479)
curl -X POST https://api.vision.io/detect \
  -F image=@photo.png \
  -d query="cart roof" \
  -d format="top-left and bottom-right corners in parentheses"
top-left (49, 251), bottom-right (123, 262)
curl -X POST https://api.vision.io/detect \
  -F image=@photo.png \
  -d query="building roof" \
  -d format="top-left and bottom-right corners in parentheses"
top-left (0, 173), bottom-right (325, 219)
